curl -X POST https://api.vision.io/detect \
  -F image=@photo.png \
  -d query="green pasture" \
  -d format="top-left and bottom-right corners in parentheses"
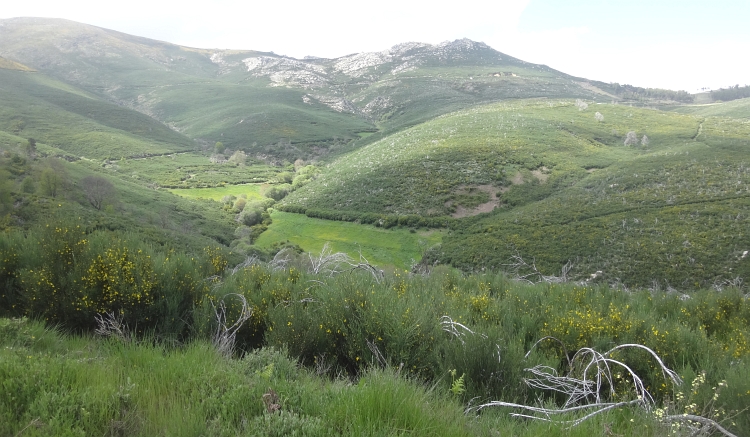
top-left (168, 183), bottom-right (264, 201)
top-left (112, 154), bottom-right (280, 188)
top-left (254, 211), bottom-right (443, 269)
top-left (669, 97), bottom-right (750, 118)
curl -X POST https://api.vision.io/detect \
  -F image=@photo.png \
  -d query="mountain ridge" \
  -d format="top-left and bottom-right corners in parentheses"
top-left (0, 17), bottom-right (609, 161)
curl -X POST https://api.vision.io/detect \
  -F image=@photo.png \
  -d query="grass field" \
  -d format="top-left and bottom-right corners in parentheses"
top-left (112, 154), bottom-right (280, 188)
top-left (254, 211), bottom-right (442, 269)
top-left (168, 183), bottom-right (265, 201)
top-left (668, 97), bottom-right (750, 118)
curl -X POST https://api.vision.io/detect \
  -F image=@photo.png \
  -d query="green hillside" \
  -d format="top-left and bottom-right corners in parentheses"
top-left (668, 97), bottom-right (750, 118)
top-left (0, 138), bottom-right (240, 257)
top-left (282, 100), bottom-right (750, 288)
top-left (0, 18), bottom-right (621, 162)
top-left (0, 69), bottom-right (195, 158)
top-left (2, 17), bottom-right (743, 290)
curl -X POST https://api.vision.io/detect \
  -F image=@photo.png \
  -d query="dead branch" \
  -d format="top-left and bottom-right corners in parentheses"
top-left (94, 312), bottom-right (130, 342)
top-left (367, 339), bottom-right (388, 368)
top-left (468, 341), bottom-right (686, 429)
top-left (440, 315), bottom-right (487, 344)
top-left (211, 293), bottom-right (252, 357)
top-left (662, 414), bottom-right (738, 437)
top-left (503, 250), bottom-right (573, 284)
top-left (307, 242), bottom-right (355, 276)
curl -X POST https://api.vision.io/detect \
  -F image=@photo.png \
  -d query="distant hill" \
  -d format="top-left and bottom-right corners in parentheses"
top-left (281, 99), bottom-right (750, 288)
top-left (668, 97), bottom-right (750, 119)
top-left (1, 17), bottom-right (620, 161)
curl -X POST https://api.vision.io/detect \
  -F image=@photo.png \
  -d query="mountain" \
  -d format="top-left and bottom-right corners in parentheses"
top-left (1, 17), bottom-right (612, 161)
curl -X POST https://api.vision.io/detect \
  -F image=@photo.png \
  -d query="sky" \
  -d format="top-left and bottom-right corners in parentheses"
top-left (2, 0), bottom-right (748, 92)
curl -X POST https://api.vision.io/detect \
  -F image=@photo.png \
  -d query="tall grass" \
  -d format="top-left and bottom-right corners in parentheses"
top-left (2, 230), bottom-right (750, 435)
top-left (0, 318), bottom-right (681, 437)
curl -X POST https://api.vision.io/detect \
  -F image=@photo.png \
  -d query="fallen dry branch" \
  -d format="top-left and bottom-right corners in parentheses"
top-left (661, 414), bottom-right (738, 437)
top-left (467, 340), bottom-right (690, 430)
top-left (211, 293), bottom-right (252, 357)
top-left (504, 250), bottom-right (573, 284)
top-left (94, 312), bottom-right (130, 342)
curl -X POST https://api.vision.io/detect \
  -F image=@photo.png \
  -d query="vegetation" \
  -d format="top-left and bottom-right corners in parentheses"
top-left (253, 210), bottom-right (443, 269)
top-left (1, 235), bottom-right (749, 435)
top-left (595, 82), bottom-right (694, 103)
top-left (1, 18), bottom-right (749, 435)
top-left (711, 85), bottom-right (750, 102)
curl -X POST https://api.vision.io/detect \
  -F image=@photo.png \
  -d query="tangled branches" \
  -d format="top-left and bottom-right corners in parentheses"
top-left (307, 243), bottom-right (384, 282)
top-left (211, 293), bottom-right (252, 357)
top-left (504, 251), bottom-right (573, 284)
top-left (467, 339), bottom-right (737, 435)
top-left (94, 312), bottom-right (130, 342)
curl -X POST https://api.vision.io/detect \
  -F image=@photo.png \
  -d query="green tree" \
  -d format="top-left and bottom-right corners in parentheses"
top-left (21, 177), bottom-right (35, 194)
top-left (40, 167), bottom-right (60, 198)
top-left (39, 158), bottom-right (67, 198)
top-left (24, 138), bottom-right (37, 159)
top-left (214, 142), bottom-right (225, 155)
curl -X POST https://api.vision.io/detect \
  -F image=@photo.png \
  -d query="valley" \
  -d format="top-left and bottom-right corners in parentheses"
top-left (1, 16), bottom-right (749, 437)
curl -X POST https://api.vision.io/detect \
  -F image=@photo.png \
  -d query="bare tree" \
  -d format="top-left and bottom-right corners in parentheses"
top-left (81, 175), bottom-right (116, 210)
top-left (624, 131), bottom-right (638, 146)
top-left (575, 99), bottom-right (589, 111)
top-left (594, 112), bottom-right (604, 122)
top-left (640, 134), bottom-right (650, 146)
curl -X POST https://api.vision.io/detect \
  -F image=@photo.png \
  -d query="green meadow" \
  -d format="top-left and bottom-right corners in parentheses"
top-left (254, 210), bottom-right (443, 269)
top-left (169, 183), bottom-right (265, 201)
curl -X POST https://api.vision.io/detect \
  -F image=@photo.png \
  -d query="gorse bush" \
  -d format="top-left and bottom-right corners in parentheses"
top-left (0, 221), bottom-right (228, 339)
top-left (192, 262), bottom-right (750, 429)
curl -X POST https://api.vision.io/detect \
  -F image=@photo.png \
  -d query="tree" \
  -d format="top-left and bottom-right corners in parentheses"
top-left (81, 175), bottom-right (116, 210)
top-left (0, 169), bottom-right (12, 215)
top-left (640, 134), bottom-right (650, 146)
top-left (228, 150), bottom-right (246, 166)
top-left (575, 99), bottom-right (589, 111)
top-left (40, 168), bottom-right (60, 198)
top-left (214, 142), bottom-right (225, 155)
top-left (594, 112), bottom-right (604, 122)
top-left (25, 138), bottom-right (37, 159)
top-left (21, 177), bottom-right (35, 193)
top-left (624, 131), bottom-right (638, 146)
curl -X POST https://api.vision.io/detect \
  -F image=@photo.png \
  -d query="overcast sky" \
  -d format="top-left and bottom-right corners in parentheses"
top-left (2, 0), bottom-right (748, 92)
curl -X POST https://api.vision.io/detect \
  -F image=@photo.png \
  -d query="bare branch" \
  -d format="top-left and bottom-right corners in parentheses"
top-left (662, 414), bottom-right (739, 437)
top-left (211, 293), bottom-right (252, 357)
top-left (94, 312), bottom-right (130, 342)
top-left (503, 250), bottom-right (573, 284)
top-left (470, 341), bottom-right (688, 429)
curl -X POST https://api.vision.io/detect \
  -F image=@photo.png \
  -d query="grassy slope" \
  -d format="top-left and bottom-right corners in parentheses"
top-left (0, 141), bottom-right (239, 255)
top-left (668, 97), bottom-right (750, 118)
top-left (283, 100), bottom-right (750, 288)
top-left (0, 69), bottom-right (195, 159)
top-left (0, 18), bottom-right (613, 163)
top-left (254, 210), bottom-right (442, 269)
top-left (282, 100), bottom-right (698, 216)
